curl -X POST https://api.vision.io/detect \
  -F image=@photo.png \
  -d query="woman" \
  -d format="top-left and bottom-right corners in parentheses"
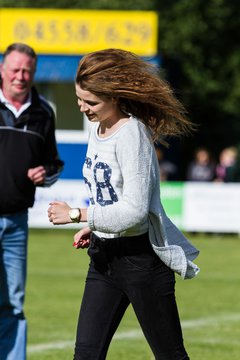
top-left (48, 48), bottom-right (199, 360)
top-left (186, 147), bottom-right (216, 181)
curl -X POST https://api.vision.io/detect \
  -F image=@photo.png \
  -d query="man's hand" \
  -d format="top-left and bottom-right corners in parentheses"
top-left (28, 166), bottom-right (46, 185)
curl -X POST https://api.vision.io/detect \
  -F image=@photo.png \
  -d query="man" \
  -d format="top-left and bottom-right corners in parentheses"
top-left (0, 43), bottom-right (64, 360)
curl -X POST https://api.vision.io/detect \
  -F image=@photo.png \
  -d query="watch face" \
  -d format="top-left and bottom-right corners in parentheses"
top-left (70, 208), bottom-right (80, 221)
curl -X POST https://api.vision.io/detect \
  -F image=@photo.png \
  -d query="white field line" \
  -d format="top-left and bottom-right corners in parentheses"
top-left (27, 313), bottom-right (240, 354)
top-left (182, 313), bottom-right (240, 328)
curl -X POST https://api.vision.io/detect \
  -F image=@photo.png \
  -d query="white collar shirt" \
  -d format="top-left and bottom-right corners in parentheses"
top-left (0, 89), bottom-right (32, 118)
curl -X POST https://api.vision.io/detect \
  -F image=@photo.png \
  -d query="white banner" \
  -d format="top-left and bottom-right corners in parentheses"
top-left (28, 180), bottom-right (88, 229)
top-left (183, 183), bottom-right (240, 233)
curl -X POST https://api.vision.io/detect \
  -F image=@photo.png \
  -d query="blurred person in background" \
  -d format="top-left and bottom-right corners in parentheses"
top-left (215, 146), bottom-right (238, 182)
top-left (186, 147), bottom-right (216, 181)
top-left (154, 143), bottom-right (178, 181)
top-left (48, 48), bottom-right (199, 360)
top-left (226, 145), bottom-right (240, 182)
top-left (0, 43), bottom-right (63, 360)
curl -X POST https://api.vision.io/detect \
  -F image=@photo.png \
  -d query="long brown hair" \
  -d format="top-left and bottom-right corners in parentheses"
top-left (76, 48), bottom-right (193, 141)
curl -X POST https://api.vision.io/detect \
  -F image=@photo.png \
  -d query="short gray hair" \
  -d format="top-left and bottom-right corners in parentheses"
top-left (2, 43), bottom-right (37, 63)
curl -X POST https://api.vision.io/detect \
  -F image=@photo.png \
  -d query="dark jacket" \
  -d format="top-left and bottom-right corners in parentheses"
top-left (0, 87), bottom-right (64, 214)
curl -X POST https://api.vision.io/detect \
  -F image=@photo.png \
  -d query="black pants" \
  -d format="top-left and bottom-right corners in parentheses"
top-left (73, 233), bottom-right (189, 360)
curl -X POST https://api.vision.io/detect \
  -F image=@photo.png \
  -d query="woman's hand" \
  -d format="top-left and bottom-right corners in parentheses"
top-left (73, 227), bottom-right (91, 249)
top-left (48, 201), bottom-right (72, 225)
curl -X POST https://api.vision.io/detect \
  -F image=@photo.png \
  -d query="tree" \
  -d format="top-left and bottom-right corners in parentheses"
top-left (157, 0), bottom-right (240, 167)
top-left (0, 0), bottom-right (155, 10)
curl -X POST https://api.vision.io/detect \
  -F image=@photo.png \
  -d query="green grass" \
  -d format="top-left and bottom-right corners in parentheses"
top-left (25, 229), bottom-right (240, 359)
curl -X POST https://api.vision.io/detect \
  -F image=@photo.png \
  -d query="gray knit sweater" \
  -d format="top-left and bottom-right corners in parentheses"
top-left (84, 117), bottom-right (199, 279)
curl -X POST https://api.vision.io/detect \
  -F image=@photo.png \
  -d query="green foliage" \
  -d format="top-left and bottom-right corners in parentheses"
top-left (160, 0), bottom-right (238, 106)
top-left (25, 229), bottom-right (240, 360)
top-left (0, 0), bottom-right (155, 10)
top-left (158, 0), bottom-right (240, 151)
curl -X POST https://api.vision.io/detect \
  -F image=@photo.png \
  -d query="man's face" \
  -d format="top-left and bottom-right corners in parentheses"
top-left (0, 50), bottom-right (36, 102)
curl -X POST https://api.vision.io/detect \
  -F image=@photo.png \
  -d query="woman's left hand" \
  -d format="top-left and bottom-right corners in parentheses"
top-left (48, 201), bottom-right (72, 225)
top-left (73, 227), bottom-right (91, 249)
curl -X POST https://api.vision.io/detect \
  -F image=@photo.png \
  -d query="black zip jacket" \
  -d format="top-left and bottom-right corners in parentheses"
top-left (0, 87), bottom-right (64, 214)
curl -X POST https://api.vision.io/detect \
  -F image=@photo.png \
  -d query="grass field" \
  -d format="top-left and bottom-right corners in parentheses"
top-left (25, 229), bottom-right (240, 359)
